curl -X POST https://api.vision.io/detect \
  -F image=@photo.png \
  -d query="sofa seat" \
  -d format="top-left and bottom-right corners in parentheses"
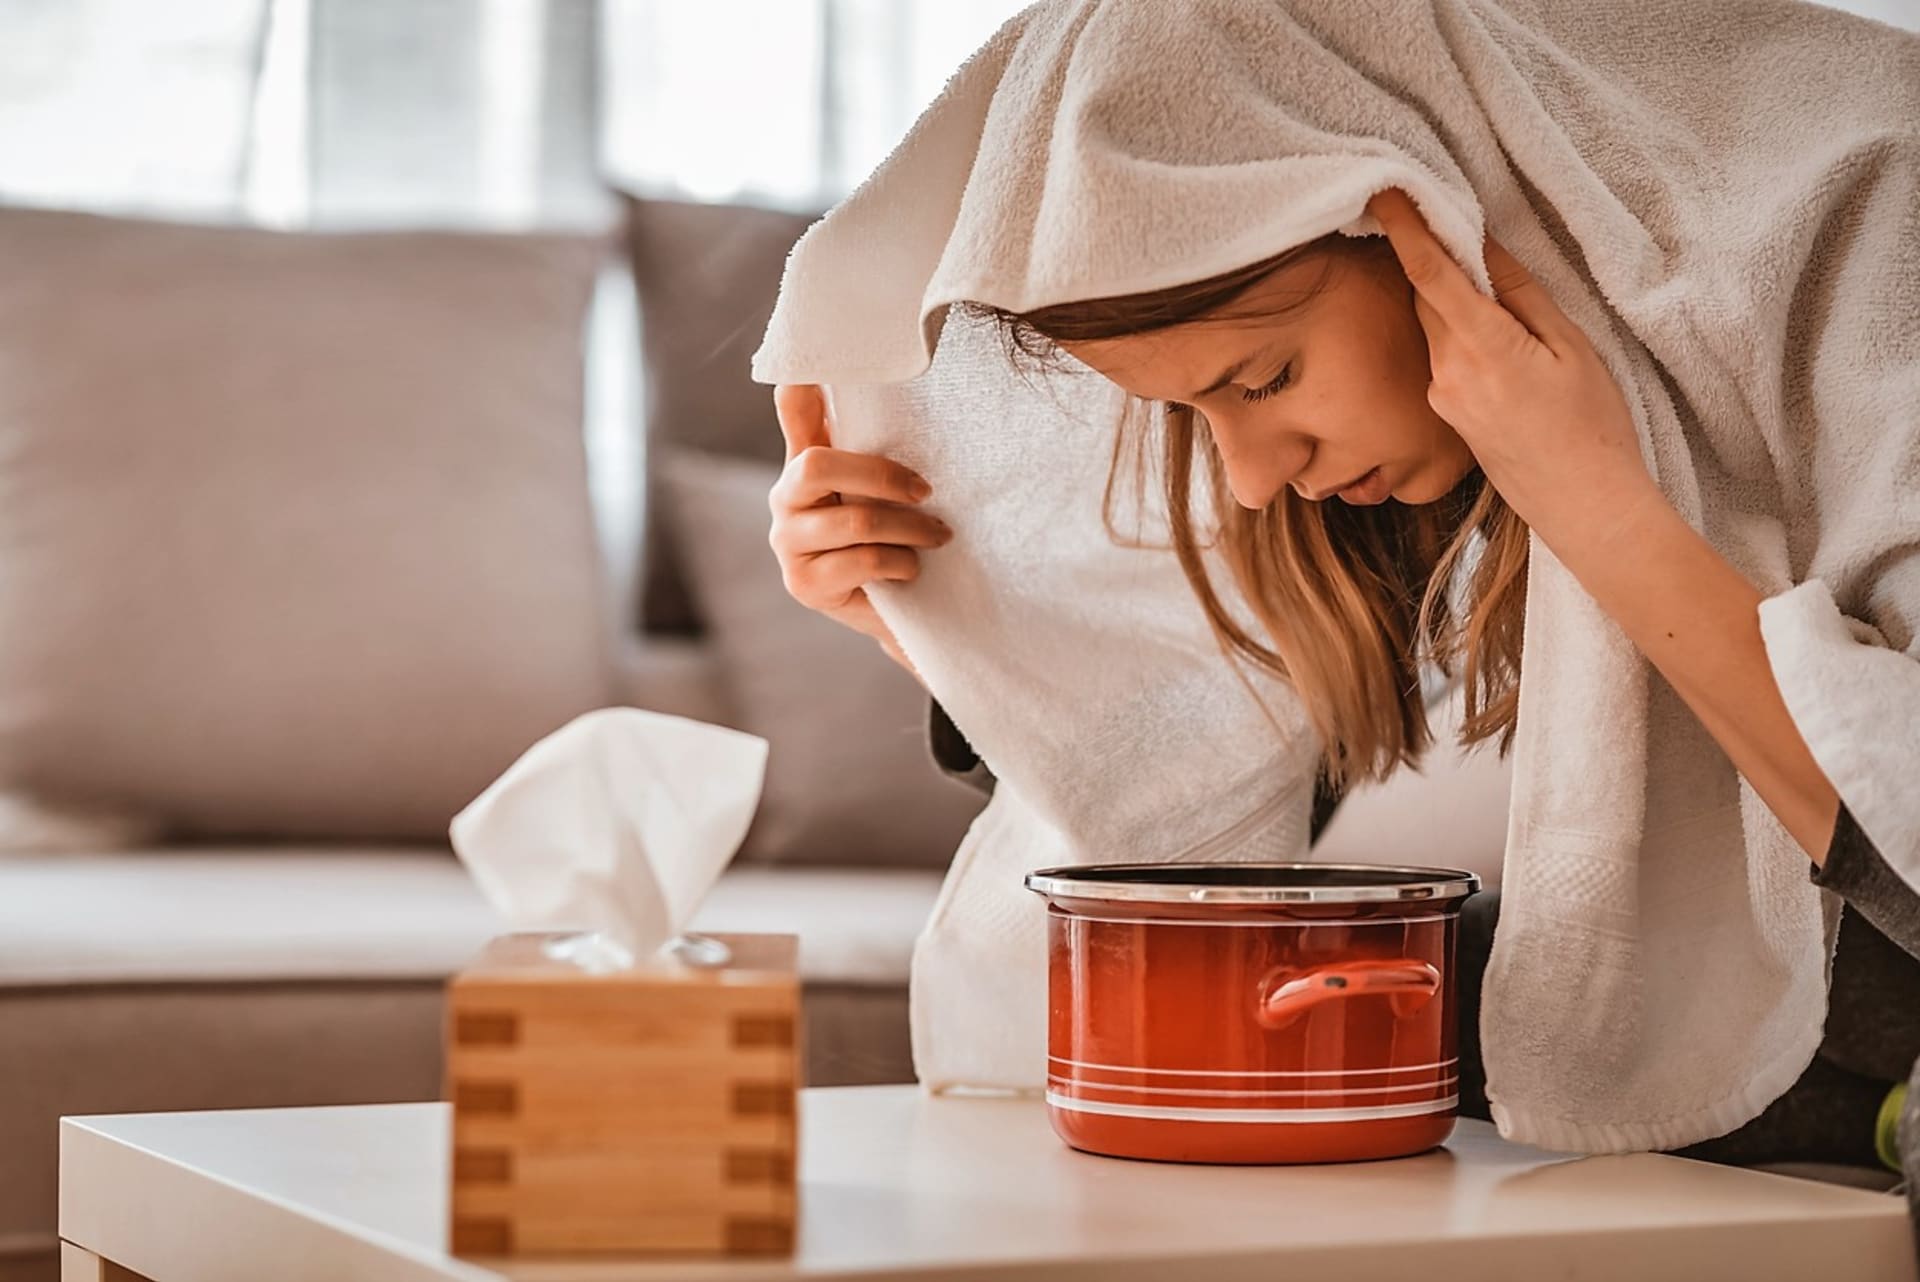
top-left (0, 850), bottom-right (942, 1282)
top-left (0, 850), bottom-right (940, 986)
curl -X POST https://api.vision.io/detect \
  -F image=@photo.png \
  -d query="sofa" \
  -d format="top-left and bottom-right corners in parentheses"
top-left (0, 196), bottom-right (987, 1282)
top-left (0, 194), bottom-right (1529, 1282)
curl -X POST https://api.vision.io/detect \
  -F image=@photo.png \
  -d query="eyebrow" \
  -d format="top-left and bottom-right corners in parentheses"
top-left (1191, 342), bottom-right (1276, 398)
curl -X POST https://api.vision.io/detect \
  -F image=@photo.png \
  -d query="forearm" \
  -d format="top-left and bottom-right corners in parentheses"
top-left (1542, 481), bottom-right (1840, 864)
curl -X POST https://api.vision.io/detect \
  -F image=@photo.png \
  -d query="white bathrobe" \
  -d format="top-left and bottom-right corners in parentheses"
top-left (751, 0), bottom-right (1920, 1153)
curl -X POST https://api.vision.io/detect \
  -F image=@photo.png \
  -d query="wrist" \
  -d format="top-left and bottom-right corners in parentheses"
top-left (1529, 472), bottom-right (1670, 572)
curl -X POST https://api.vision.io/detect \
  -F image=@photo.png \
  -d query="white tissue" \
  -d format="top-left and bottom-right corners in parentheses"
top-left (448, 707), bottom-right (769, 963)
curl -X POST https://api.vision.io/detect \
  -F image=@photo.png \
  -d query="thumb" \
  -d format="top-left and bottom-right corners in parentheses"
top-left (774, 383), bottom-right (831, 460)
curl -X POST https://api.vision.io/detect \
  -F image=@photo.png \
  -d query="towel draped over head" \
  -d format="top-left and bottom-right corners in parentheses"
top-left (752, 0), bottom-right (1920, 1151)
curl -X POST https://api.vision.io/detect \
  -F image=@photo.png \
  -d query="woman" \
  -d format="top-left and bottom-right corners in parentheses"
top-left (766, 184), bottom-right (1919, 1178)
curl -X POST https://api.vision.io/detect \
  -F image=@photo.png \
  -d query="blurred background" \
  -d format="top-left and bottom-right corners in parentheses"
top-left (0, 0), bottom-right (1033, 220)
top-left (1, 0), bottom-right (1905, 597)
top-left (1, 9), bottom-right (1039, 1278)
top-left (0, 0), bottom-right (1032, 606)
top-left (0, 5), bottom-right (1914, 1280)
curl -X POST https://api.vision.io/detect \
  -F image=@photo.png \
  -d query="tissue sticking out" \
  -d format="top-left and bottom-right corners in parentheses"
top-left (449, 707), bottom-right (769, 968)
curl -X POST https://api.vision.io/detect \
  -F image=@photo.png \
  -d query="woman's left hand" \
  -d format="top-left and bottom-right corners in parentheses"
top-left (1365, 187), bottom-right (1661, 547)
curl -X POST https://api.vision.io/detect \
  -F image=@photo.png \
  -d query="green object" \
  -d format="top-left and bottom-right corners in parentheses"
top-left (1875, 1081), bottom-right (1907, 1173)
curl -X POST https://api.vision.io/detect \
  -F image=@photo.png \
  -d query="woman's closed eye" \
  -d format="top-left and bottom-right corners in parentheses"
top-left (1160, 361), bottom-right (1293, 416)
top-left (1241, 362), bottom-right (1293, 403)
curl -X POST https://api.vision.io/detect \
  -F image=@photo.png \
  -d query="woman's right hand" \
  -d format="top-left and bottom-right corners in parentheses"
top-left (769, 384), bottom-right (951, 682)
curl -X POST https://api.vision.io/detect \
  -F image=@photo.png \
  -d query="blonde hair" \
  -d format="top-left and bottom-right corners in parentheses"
top-left (967, 235), bottom-right (1530, 787)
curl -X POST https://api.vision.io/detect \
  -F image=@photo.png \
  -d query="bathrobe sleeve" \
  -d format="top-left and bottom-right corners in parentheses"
top-left (1760, 579), bottom-right (1920, 902)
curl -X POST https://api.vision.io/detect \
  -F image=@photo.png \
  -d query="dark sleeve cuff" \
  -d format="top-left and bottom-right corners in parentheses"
top-left (928, 698), bottom-right (997, 798)
top-left (1813, 801), bottom-right (1920, 962)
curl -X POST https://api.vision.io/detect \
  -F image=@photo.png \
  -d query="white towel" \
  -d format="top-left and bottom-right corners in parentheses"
top-left (830, 314), bottom-right (1323, 1092)
top-left (751, 0), bottom-right (1920, 1151)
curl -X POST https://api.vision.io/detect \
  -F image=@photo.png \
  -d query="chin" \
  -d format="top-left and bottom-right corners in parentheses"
top-left (1398, 461), bottom-right (1479, 506)
top-left (1392, 471), bottom-right (1447, 506)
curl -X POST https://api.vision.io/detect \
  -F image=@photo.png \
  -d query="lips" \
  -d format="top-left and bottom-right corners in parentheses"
top-left (1335, 467), bottom-right (1392, 505)
top-left (1303, 466), bottom-right (1382, 502)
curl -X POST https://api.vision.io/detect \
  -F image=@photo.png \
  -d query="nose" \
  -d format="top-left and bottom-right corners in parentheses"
top-left (1209, 412), bottom-right (1312, 510)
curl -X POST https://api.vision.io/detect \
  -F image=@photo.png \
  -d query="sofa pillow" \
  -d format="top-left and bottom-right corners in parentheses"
top-left (0, 205), bottom-right (615, 844)
top-left (659, 449), bottom-right (983, 868)
top-left (619, 194), bottom-right (819, 636)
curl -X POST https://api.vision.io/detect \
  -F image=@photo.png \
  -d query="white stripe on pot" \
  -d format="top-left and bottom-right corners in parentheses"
top-left (1044, 1092), bottom-right (1460, 1124)
top-left (1049, 1075), bottom-right (1458, 1099)
top-left (1048, 1054), bottom-right (1460, 1078)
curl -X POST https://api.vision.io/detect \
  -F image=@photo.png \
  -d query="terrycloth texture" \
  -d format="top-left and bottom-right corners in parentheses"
top-left (750, 0), bottom-right (1920, 1150)
top-left (829, 321), bottom-right (1323, 1091)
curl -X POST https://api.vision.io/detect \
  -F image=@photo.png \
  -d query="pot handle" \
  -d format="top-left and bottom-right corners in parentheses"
top-left (1257, 958), bottom-right (1441, 1029)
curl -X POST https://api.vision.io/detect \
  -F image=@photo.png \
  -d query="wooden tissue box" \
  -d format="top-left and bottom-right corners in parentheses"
top-left (444, 931), bottom-right (800, 1258)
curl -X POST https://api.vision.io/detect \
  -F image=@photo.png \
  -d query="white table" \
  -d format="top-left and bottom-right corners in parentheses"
top-left (59, 1086), bottom-right (1915, 1281)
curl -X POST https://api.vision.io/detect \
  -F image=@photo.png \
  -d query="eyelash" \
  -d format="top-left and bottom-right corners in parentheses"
top-left (1240, 363), bottom-right (1293, 403)
top-left (1163, 362), bottom-right (1293, 417)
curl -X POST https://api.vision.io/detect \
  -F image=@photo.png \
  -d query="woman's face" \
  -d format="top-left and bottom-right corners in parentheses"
top-left (1061, 247), bottom-right (1478, 509)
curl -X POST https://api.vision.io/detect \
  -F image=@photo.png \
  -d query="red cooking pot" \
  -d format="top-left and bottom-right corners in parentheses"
top-left (1024, 862), bottom-right (1480, 1165)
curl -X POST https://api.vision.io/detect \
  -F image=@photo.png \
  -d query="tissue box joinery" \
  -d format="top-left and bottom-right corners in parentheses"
top-left (444, 932), bottom-right (801, 1258)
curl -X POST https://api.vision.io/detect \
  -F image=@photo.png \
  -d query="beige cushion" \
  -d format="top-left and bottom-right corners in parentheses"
top-left (0, 851), bottom-right (942, 987)
top-left (661, 450), bottom-right (985, 868)
top-left (0, 206), bottom-right (614, 843)
top-left (609, 631), bottom-right (732, 726)
top-left (619, 194), bottom-right (818, 635)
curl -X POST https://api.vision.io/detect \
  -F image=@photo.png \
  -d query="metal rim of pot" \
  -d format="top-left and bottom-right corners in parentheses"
top-left (1024, 862), bottom-right (1481, 906)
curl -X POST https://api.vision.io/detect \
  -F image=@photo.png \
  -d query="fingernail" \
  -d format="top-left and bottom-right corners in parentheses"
top-left (911, 478), bottom-right (933, 500)
top-left (936, 522), bottom-right (954, 543)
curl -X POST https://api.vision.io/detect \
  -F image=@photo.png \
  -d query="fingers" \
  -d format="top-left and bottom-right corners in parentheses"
top-left (1482, 236), bottom-right (1535, 298)
top-left (774, 383), bottom-right (831, 460)
top-left (772, 502), bottom-right (952, 558)
top-left (1480, 234), bottom-right (1575, 351)
top-left (781, 543), bottom-right (923, 611)
top-left (1370, 186), bottom-right (1566, 365)
top-left (1367, 187), bottom-right (1493, 338)
top-left (773, 445), bottom-right (932, 509)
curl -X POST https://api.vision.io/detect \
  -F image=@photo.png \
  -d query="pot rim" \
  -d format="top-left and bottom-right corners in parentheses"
top-left (1024, 861), bottom-right (1481, 906)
